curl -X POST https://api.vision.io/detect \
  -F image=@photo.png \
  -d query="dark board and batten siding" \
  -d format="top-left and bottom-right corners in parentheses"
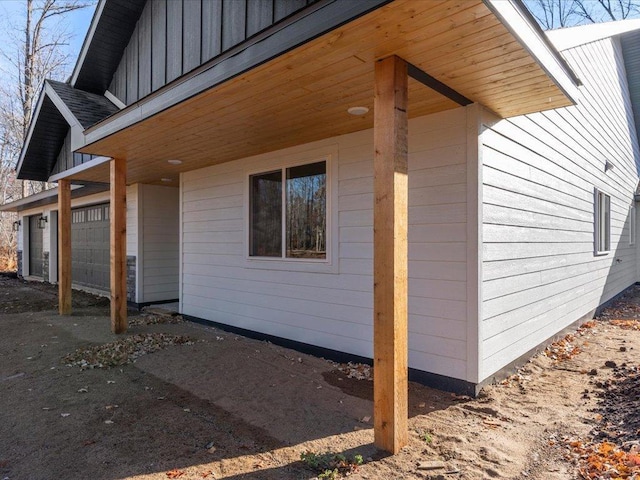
top-left (109, 0), bottom-right (318, 105)
top-left (52, 132), bottom-right (73, 176)
top-left (51, 131), bottom-right (99, 176)
top-left (480, 37), bottom-right (640, 380)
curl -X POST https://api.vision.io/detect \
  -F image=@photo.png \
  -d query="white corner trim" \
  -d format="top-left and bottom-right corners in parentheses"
top-left (70, 127), bottom-right (86, 153)
top-left (104, 90), bottom-right (127, 110)
top-left (465, 103), bottom-right (483, 384)
top-left (485, 0), bottom-right (582, 104)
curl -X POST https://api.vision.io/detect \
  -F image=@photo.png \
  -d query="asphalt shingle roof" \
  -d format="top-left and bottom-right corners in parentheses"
top-left (47, 80), bottom-right (119, 129)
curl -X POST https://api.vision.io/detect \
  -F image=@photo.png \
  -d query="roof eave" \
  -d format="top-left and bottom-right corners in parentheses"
top-left (484, 0), bottom-right (582, 103)
top-left (0, 182), bottom-right (109, 212)
top-left (15, 88), bottom-right (47, 178)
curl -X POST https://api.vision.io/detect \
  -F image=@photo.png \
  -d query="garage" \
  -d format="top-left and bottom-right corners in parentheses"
top-left (28, 215), bottom-right (43, 277)
top-left (71, 203), bottom-right (109, 291)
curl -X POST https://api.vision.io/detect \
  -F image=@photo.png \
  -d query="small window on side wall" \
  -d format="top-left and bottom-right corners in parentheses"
top-left (595, 189), bottom-right (611, 254)
top-left (630, 204), bottom-right (636, 246)
top-left (249, 160), bottom-right (327, 260)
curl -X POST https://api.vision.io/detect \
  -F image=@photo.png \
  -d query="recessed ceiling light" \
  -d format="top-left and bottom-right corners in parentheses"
top-left (161, 178), bottom-right (172, 182)
top-left (347, 106), bottom-right (369, 116)
top-left (167, 159), bottom-right (182, 165)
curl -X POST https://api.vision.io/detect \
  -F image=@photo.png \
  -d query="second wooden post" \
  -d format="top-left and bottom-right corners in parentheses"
top-left (373, 55), bottom-right (409, 454)
top-left (110, 157), bottom-right (127, 333)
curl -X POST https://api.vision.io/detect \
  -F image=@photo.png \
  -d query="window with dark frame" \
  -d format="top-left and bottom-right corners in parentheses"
top-left (249, 161), bottom-right (327, 260)
top-left (595, 189), bottom-right (611, 254)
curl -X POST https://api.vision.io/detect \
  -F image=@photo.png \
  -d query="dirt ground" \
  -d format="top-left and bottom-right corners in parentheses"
top-left (2, 273), bottom-right (640, 480)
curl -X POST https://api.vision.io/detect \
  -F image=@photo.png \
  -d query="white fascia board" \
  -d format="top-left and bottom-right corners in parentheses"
top-left (0, 184), bottom-right (84, 212)
top-left (15, 87), bottom-right (47, 175)
top-left (70, 0), bottom-right (106, 88)
top-left (104, 90), bottom-right (126, 109)
top-left (48, 155), bottom-right (111, 183)
top-left (44, 82), bottom-right (81, 129)
top-left (547, 19), bottom-right (640, 51)
top-left (84, 105), bottom-right (144, 145)
top-left (485, 0), bottom-right (582, 104)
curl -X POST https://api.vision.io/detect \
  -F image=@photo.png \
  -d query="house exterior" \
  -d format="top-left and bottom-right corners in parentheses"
top-left (4, 0), bottom-right (640, 453)
top-left (2, 183), bottom-right (179, 306)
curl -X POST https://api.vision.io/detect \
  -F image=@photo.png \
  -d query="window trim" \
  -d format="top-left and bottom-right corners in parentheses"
top-left (594, 188), bottom-right (611, 255)
top-left (243, 150), bottom-right (337, 274)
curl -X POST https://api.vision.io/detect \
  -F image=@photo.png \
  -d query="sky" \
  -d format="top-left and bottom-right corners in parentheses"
top-left (0, 0), bottom-right (96, 80)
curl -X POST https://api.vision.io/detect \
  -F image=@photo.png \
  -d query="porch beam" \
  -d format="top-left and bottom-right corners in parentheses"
top-left (58, 179), bottom-right (72, 315)
top-left (110, 157), bottom-right (127, 334)
top-left (406, 62), bottom-right (472, 107)
top-left (373, 55), bottom-right (409, 454)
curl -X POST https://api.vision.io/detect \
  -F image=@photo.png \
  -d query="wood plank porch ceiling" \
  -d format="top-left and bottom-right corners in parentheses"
top-left (74, 0), bottom-right (572, 185)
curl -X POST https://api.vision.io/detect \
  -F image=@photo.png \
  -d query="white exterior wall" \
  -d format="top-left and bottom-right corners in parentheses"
top-left (17, 188), bottom-right (141, 291)
top-left (138, 184), bottom-right (179, 303)
top-left (181, 107), bottom-right (476, 380)
top-left (480, 37), bottom-right (640, 380)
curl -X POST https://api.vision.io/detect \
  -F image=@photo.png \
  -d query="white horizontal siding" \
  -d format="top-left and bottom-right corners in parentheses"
top-left (481, 37), bottom-right (640, 380)
top-left (140, 184), bottom-right (179, 303)
top-left (181, 107), bottom-right (470, 380)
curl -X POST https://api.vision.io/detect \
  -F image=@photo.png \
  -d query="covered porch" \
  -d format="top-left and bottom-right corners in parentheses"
top-left (54, 0), bottom-right (578, 453)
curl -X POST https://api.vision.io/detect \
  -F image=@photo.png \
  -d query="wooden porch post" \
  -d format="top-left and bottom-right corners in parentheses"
top-left (110, 157), bottom-right (127, 334)
top-left (373, 55), bottom-right (409, 454)
top-left (58, 179), bottom-right (72, 315)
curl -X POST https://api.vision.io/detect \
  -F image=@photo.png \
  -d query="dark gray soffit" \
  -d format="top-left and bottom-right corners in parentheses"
top-left (73, 0), bottom-right (147, 94)
top-left (18, 96), bottom-right (69, 181)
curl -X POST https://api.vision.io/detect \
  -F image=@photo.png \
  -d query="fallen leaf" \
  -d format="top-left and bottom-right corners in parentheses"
top-left (61, 413), bottom-right (70, 417)
top-left (166, 469), bottom-right (185, 478)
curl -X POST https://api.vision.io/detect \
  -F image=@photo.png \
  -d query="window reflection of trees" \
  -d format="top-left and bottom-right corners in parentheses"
top-left (250, 171), bottom-right (281, 257)
top-left (249, 161), bottom-right (326, 259)
top-left (286, 162), bottom-right (326, 259)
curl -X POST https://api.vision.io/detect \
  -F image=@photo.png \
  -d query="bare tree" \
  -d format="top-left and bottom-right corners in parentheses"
top-left (0, 0), bottom-right (92, 270)
top-left (525, 0), bottom-right (640, 29)
top-left (526, 0), bottom-right (578, 29)
top-left (575, 0), bottom-right (638, 23)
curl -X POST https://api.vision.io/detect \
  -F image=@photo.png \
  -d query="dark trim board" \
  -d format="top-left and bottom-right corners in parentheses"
top-left (182, 313), bottom-right (478, 396)
top-left (182, 282), bottom-right (639, 397)
top-left (407, 62), bottom-right (472, 107)
top-left (128, 298), bottom-right (179, 310)
top-left (477, 282), bottom-right (639, 393)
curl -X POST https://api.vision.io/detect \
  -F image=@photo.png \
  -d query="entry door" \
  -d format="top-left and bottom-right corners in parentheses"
top-left (29, 215), bottom-right (43, 277)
